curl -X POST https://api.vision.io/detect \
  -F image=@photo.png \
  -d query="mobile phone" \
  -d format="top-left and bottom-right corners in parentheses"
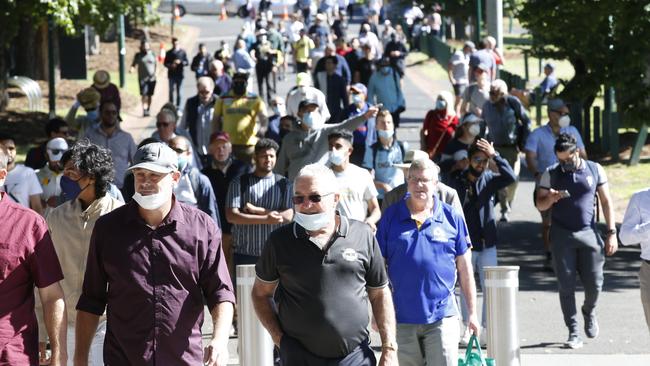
top-left (375, 103), bottom-right (383, 109)
top-left (559, 190), bottom-right (571, 198)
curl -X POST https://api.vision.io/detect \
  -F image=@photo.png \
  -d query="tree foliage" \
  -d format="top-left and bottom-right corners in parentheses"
top-left (517, 0), bottom-right (650, 128)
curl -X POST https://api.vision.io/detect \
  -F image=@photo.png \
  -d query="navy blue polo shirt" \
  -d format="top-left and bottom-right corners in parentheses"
top-left (256, 215), bottom-right (388, 358)
top-left (377, 196), bottom-right (471, 324)
top-left (539, 159), bottom-right (607, 232)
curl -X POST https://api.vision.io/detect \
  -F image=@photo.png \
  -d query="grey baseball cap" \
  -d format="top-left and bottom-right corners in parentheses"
top-left (128, 142), bottom-right (178, 174)
top-left (547, 98), bottom-right (567, 112)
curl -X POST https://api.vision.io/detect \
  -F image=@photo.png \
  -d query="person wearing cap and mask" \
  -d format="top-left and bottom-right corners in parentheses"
top-left (0, 133), bottom-right (44, 215)
top-left (343, 82), bottom-right (376, 165)
top-left (38, 139), bottom-right (122, 365)
top-left (380, 149), bottom-right (462, 214)
top-left (75, 142), bottom-right (235, 366)
top-left (525, 98), bottom-right (587, 271)
top-left (482, 79), bottom-right (531, 222)
top-left (448, 41), bottom-right (474, 113)
top-left (367, 57), bottom-right (405, 127)
top-left (36, 137), bottom-right (68, 214)
top-left (91, 70), bottom-right (121, 113)
top-left (212, 72), bottom-right (268, 164)
top-left (448, 139), bottom-right (516, 347)
top-left (25, 117), bottom-right (70, 170)
top-left (168, 135), bottom-right (220, 226)
top-left (439, 113), bottom-right (483, 183)
top-left (276, 99), bottom-right (378, 181)
top-left (535, 133), bottom-right (616, 350)
top-left (253, 163), bottom-right (398, 366)
top-left (420, 91), bottom-right (459, 159)
top-left (66, 87), bottom-right (101, 138)
top-left (326, 129), bottom-right (380, 229)
top-left (285, 72), bottom-right (331, 120)
top-left (84, 101), bottom-right (137, 189)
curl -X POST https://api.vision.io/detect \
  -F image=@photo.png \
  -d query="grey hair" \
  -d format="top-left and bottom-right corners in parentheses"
top-left (157, 108), bottom-right (178, 124)
top-left (0, 146), bottom-right (7, 170)
top-left (491, 79), bottom-right (508, 95)
top-left (294, 163), bottom-right (339, 194)
top-left (170, 135), bottom-right (193, 153)
top-left (408, 158), bottom-right (440, 181)
top-left (197, 76), bottom-right (215, 90)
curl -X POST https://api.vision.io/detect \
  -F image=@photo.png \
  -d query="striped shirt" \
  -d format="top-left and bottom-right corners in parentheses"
top-left (226, 173), bottom-right (292, 256)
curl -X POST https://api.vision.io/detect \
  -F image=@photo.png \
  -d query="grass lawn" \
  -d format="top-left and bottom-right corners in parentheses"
top-left (603, 161), bottom-right (650, 217)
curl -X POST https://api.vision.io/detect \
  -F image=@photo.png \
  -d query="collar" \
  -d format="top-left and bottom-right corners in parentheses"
top-left (399, 195), bottom-right (443, 224)
top-left (125, 195), bottom-right (187, 227)
top-left (292, 211), bottom-right (348, 239)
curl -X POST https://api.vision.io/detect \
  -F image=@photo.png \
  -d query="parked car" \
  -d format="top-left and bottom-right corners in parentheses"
top-left (159, 0), bottom-right (223, 16)
top-left (225, 0), bottom-right (297, 18)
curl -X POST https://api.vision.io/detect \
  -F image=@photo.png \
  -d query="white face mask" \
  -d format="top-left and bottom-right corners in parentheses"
top-left (558, 115), bottom-right (571, 128)
top-left (132, 175), bottom-right (173, 210)
top-left (329, 149), bottom-right (346, 166)
top-left (468, 124), bottom-right (481, 137)
top-left (294, 211), bottom-right (331, 231)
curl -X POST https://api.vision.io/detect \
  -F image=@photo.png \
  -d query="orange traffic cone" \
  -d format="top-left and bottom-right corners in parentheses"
top-left (220, 4), bottom-right (228, 20)
top-left (158, 42), bottom-right (166, 63)
top-left (282, 5), bottom-right (289, 20)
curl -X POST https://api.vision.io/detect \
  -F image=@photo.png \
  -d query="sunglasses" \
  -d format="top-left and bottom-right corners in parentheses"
top-left (472, 157), bottom-right (489, 164)
top-left (170, 147), bottom-right (187, 154)
top-left (292, 192), bottom-right (334, 205)
top-left (48, 149), bottom-right (66, 155)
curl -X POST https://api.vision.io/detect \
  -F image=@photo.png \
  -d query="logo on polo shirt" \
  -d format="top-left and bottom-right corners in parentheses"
top-left (342, 248), bottom-right (359, 261)
top-left (586, 175), bottom-right (594, 187)
top-left (432, 227), bottom-right (449, 242)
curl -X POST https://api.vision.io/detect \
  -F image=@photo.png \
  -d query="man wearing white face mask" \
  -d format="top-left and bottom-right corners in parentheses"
top-left (327, 129), bottom-right (381, 230)
top-left (275, 98), bottom-right (378, 180)
top-left (75, 142), bottom-right (235, 366)
top-left (525, 98), bottom-right (587, 271)
top-left (252, 163), bottom-right (398, 365)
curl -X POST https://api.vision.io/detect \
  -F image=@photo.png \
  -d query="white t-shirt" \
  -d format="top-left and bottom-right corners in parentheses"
top-left (4, 164), bottom-right (43, 208)
top-left (450, 50), bottom-right (469, 85)
top-left (332, 163), bottom-right (378, 221)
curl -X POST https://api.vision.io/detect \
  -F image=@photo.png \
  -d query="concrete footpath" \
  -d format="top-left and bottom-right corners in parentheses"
top-left (127, 13), bottom-right (649, 365)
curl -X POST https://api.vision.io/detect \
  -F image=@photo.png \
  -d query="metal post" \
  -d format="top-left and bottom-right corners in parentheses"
top-left (475, 0), bottom-right (482, 44)
top-left (485, 266), bottom-right (520, 366)
top-left (47, 15), bottom-right (56, 117)
top-left (534, 86), bottom-right (542, 126)
top-left (523, 51), bottom-right (529, 81)
top-left (171, 0), bottom-right (176, 37)
top-left (608, 87), bottom-right (619, 161)
top-left (237, 265), bottom-right (274, 366)
top-left (118, 14), bottom-right (126, 88)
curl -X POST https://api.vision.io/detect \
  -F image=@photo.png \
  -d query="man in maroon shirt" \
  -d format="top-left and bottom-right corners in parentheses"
top-left (75, 142), bottom-right (235, 366)
top-left (0, 147), bottom-right (67, 365)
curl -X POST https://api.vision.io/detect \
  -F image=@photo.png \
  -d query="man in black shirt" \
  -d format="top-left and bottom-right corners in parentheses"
top-left (164, 37), bottom-right (189, 109)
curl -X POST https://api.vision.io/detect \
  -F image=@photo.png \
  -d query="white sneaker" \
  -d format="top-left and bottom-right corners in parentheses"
top-left (479, 327), bottom-right (488, 347)
top-left (459, 326), bottom-right (472, 346)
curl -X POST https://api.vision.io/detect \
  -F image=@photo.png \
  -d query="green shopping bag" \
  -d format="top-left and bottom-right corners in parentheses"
top-left (458, 334), bottom-right (495, 366)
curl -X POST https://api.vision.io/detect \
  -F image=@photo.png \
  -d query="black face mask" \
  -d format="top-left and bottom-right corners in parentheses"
top-left (468, 166), bottom-right (484, 178)
top-left (560, 155), bottom-right (578, 172)
top-left (232, 82), bottom-right (247, 96)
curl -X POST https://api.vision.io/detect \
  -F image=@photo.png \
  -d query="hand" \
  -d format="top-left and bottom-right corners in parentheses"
top-left (364, 220), bottom-right (377, 232)
top-left (39, 342), bottom-right (50, 365)
top-left (364, 106), bottom-right (379, 119)
top-left (272, 333), bottom-right (283, 348)
top-left (605, 234), bottom-right (618, 256)
top-left (266, 211), bottom-right (284, 224)
top-left (547, 189), bottom-right (564, 205)
top-left (379, 348), bottom-right (398, 366)
top-left (203, 339), bottom-right (229, 366)
top-left (476, 138), bottom-right (496, 158)
top-left (174, 59), bottom-right (182, 65)
top-left (467, 314), bottom-right (480, 338)
top-left (475, 107), bottom-right (482, 116)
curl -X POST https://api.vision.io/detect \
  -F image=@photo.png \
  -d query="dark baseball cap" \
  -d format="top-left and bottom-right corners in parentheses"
top-left (128, 142), bottom-right (178, 173)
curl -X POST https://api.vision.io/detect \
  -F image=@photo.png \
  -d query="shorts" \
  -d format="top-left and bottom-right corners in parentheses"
top-left (139, 80), bottom-right (156, 96)
top-left (453, 83), bottom-right (467, 97)
top-left (296, 62), bottom-right (309, 73)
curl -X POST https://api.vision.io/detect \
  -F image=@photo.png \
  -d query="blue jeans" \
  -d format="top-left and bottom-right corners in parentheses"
top-left (168, 77), bottom-right (183, 107)
top-left (396, 316), bottom-right (460, 366)
top-left (460, 246), bottom-right (498, 329)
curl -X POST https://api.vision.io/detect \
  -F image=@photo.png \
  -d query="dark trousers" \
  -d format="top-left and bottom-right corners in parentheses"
top-left (279, 337), bottom-right (376, 366)
top-left (550, 224), bottom-right (605, 331)
top-left (168, 77), bottom-right (183, 108)
top-left (296, 62), bottom-right (309, 73)
top-left (391, 111), bottom-right (402, 127)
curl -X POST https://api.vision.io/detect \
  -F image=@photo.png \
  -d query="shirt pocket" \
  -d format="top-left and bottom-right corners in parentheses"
top-left (0, 252), bottom-right (20, 281)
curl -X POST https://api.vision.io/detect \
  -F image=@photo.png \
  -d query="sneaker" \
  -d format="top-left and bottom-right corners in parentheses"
top-left (565, 333), bottom-right (583, 349)
top-left (459, 326), bottom-right (472, 346)
top-left (582, 307), bottom-right (599, 338)
top-left (479, 327), bottom-right (487, 347)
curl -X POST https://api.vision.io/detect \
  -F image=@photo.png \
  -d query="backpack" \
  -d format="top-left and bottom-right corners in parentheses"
top-left (504, 95), bottom-right (531, 150)
top-left (371, 140), bottom-right (406, 170)
top-left (239, 173), bottom-right (290, 209)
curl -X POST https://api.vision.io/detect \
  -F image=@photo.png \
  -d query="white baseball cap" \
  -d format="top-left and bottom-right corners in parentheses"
top-left (46, 137), bottom-right (69, 162)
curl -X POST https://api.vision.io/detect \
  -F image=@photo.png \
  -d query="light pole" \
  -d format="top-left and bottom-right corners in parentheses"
top-left (118, 13), bottom-right (126, 88)
top-left (475, 0), bottom-right (482, 44)
top-left (47, 15), bottom-right (56, 117)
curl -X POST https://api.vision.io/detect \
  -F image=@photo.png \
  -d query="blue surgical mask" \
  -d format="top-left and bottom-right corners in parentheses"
top-left (352, 94), bottom-right (363, 105)
top-left (60, 176), bottom-right (82, 201)
top-left (178, 155), bottom-right (189, 172)
top-left (377, 129), bottom-right (394, 140)
top-left (294, 211), bottom-right (331, 231)
top-left (329, 149), bottom-right (346, 166)
top-left (436, 99), bottom-right (447, 111)
top-left (86, 109), bottom-right (99, 121)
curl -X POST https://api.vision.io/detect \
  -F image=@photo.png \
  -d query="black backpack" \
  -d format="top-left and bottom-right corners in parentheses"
top-left (370, 140), bottom-right (406, 170)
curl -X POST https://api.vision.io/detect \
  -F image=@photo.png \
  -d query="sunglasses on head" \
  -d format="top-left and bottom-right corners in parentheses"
top-left (292, 192), bottom-right (334, 205)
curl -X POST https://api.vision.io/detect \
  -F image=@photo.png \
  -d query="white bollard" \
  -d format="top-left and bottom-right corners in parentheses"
top-left (236, 264), bottom-right (274, 366)
top-left (484, 266), bottom-right (520, 366)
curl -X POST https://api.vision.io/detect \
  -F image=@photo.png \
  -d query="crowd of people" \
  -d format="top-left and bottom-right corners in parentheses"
top-left (0, 2), bottom-right (649, 366)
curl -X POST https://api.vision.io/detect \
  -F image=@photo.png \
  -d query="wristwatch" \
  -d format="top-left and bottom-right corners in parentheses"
top-left (604, 228), bottom-right (617, 237)
top-left (382, 341), bottom-right (398, 352)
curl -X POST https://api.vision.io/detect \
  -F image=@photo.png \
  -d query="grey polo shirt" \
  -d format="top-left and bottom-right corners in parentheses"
top-left (84, 124), bottom-right (137, 188)
top-left (256, 215), bottom-right (388, 358)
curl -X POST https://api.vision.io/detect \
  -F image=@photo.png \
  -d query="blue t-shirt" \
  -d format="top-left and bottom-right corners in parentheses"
top-left (362, 140), bottom-right (406, 199)
top-left (524, 123), bottom-right (585, 174)
top-left (377, 197), bottom-right (471, 324)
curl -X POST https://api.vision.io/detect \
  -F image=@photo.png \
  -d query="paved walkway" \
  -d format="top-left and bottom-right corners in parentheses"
top-left (122, 13), bottom-right (650, 365)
